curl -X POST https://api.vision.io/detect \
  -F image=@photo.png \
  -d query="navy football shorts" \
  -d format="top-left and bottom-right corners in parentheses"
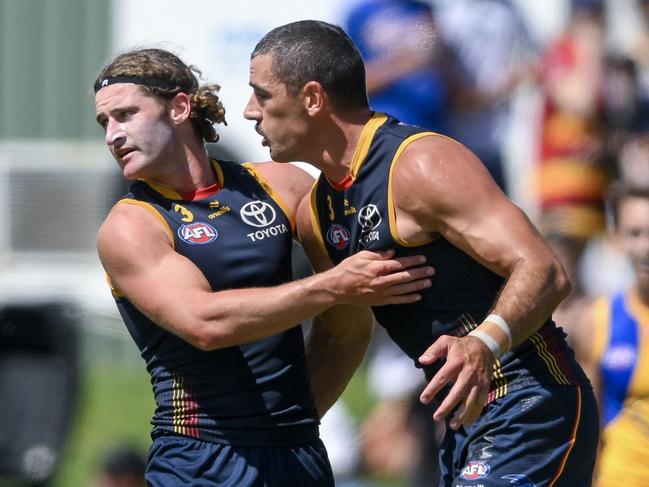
top-left (145, 434), bottom-right (334, 487)
top-left (438, 385), bottom-right (599, 487)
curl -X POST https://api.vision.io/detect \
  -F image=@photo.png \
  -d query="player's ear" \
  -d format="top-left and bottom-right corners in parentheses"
top-left (169, 92), bottom-right (192, 124)
top-left (303, 81), bottom-right (325, 116)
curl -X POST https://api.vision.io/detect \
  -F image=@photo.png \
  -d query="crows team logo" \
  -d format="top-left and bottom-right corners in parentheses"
top-left (327, 224), bottom-right (351, 250)
top-left (461, 461), bottom-right (490, 480)
top-left (178, 222), bottom-right (218, 245)
top-left (240, 201), bottom-right (276, 227)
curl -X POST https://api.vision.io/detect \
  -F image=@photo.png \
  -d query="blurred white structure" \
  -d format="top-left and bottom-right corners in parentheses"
top-left (110, 0), bottom-right (349, 172)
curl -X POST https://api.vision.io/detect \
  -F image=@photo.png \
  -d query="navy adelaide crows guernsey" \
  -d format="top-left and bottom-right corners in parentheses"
top-left (110, 159), bottom-right (319, 446)
top-left (310, 113), bottom-right (590, 403)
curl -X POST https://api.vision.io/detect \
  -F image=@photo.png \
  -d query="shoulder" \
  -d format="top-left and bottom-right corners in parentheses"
top-left (97, 201), bottom-right (173, 268)
top-left (253, 161), bottom-right (316, 211)
top-left (392, 134), bottom-right (504, 210)
top-left (390, 133), bottom-right (486, 182)
top-left (253, 160), bottom-right (315, 182)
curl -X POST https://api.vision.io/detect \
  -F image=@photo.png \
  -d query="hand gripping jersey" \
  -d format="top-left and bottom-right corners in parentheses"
top-left (592, 291), bottom-right (649, 485)
top-left (310, 113), bottom-right (590, 403)
top-left (111, 160), bottom-right (319, 447)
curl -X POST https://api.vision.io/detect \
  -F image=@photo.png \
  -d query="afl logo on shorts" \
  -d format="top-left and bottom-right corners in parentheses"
top-left (240, 201), bottom-right (276, 228)
top-left (327, 224), bottom-right (351, 250)
top-left (178, 222), bottom-right (218, 245)
top-left (461, 461), bottom-right (490, 480)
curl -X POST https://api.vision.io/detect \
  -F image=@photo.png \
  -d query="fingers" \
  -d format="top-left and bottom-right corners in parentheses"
top-left (419, 338), bottom-right (454, 404)
top-left (418, 336), bottom-right (491, 429)
top-left (453, 388), bottom-right (488, 430)
top-left (374, 265), bottom-right (435, 288)
top-left (371, 277), bottom-right (432, 306)
top-left (420, 360), bottom-right (452, 405)
top-left (418, 336), bottom-right (448, 366)
top-left (383, 278), bottom-right (432, 296)
top-left (377, 254), bottom-right (431, 272)
top-left (359, 253), bottom-right (434, 306)
top-left (357, 250), bottom-right (431, 271)
top-left (369, 249), bottom-right (396, 260)
top-left (434, 377), bottom-right (485, 430)
top-left (336, 251), bottom-right (434, 306)
top-left (368, 281), bottom-right (430, 305)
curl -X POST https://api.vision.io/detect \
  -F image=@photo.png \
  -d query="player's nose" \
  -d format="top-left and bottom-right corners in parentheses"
top-left (243, 94), bottom-right (260, 121)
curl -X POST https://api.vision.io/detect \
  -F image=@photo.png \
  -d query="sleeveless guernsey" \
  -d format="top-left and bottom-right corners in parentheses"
top-left (112, 159), bottom-right (318, 446)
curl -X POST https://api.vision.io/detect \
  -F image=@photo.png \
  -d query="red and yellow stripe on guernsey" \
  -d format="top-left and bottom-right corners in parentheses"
top-left (529, 332), bottom-right (571, 385)
top-left (549, 387), bottom-right (582, 486)
top-left (172, 375), bottom-right (200, 438)
top-left (488, 362), bottom-right (507, 403)
top-left (459, 315), bottom-right (508, 403)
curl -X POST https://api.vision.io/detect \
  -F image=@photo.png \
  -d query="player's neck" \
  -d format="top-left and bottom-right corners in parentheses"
top-left (149, 141), bottom-right (215, 194)
top-left (318, 108), bottom-right (372, 182)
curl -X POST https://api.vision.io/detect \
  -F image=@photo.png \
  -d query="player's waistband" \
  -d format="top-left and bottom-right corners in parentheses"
top-left (151, 423), bottom-right (321, 447)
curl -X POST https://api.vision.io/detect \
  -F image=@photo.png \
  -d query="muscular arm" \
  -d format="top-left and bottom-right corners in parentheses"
top-left (396, 136), bottom-right (569, 342)
top-left (392, 136), bottom-right (570, 428)
top-left (296, 193), bottom-right (375, 417)
top-left (98, 162), bottom-right (432, 353)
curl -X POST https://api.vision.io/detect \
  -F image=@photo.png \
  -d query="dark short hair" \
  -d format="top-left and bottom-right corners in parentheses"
top-left (252, 20), bottom-right (369, 111)
top-left (94, 48), bottom-right (226, 143)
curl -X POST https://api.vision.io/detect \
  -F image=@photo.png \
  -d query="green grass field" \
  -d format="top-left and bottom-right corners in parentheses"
top-left (53, 361), bottom-right (153, 486)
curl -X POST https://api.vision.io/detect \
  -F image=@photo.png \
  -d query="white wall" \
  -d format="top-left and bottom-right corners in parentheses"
top-left (110, 0), bottom-right (349, 165)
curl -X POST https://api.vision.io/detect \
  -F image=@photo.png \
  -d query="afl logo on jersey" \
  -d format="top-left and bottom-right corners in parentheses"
top-left (327, 224), bottom-right (351, 250)
top-left (178, 222), bottom-right (218, 245)
top-left (240, 201), bottom-right (276, 228)
top-left (461, 461), bottom-right (490, 480)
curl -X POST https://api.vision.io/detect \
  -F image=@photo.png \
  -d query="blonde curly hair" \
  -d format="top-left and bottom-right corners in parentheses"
top-left (95, 48), bottom-right (226, 143)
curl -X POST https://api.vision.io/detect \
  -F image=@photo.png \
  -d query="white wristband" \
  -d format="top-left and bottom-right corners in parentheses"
top-left (468, 329), bottom-right (502, 359)
top-left (485, 313), bottom-right (512, 351)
